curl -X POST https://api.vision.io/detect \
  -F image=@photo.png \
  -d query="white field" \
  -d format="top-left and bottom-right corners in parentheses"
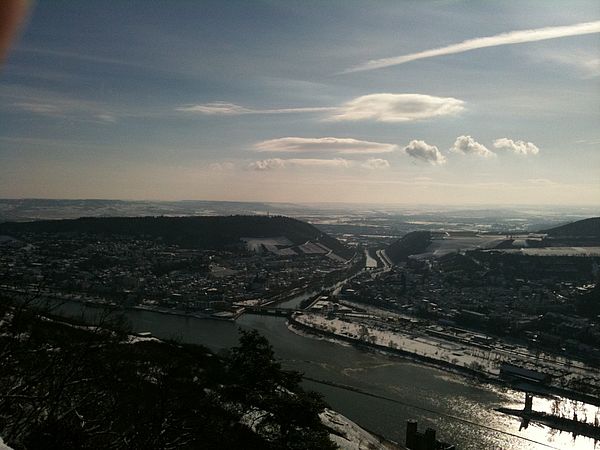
top-left (364, 249), bottom-right (377, 268)
top-left (241, 236), bottom-right (293, 252)
top-left (293, 310), bottom-right (600, 385)
top-left (293, 312), bottom-right (500, 375)
top-left (487, 247), bottom-right (600, 257)
top-left (414, 235), bottom-right (507, 259)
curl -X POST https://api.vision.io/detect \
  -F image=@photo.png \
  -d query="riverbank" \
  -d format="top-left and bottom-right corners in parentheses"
top-left (289, 312), bottom-right (490, 380)
top-left (15, 294), bottom-right (599, 449)
top-left (289, 312), bottom-right (600, 408)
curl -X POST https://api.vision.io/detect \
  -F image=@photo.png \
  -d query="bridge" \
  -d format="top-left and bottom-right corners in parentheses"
top-left (243, 307), bottom-right (294, 318)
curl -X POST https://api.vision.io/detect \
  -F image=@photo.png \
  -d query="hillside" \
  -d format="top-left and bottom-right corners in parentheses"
top-left (0, 215), bottom-right (354, 259)
top-left (386, 231), bottom-right (432, 264)
top-left (541, 217), bottom-right (600, 238)
top-left (0, 299), bottom-right (337, 449)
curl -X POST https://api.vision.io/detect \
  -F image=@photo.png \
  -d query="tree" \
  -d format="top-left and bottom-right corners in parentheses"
top-left (222, 329), bottom-right (336, 449)
top-left (0, 301), bottom-right (336, 450)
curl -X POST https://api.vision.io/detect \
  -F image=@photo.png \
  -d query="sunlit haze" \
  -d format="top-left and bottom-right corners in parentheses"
top-left (1, 1), bottom-right (599, 205)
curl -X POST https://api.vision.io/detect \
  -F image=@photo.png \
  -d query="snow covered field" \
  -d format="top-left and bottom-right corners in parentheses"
top-left (293, 312), bottom-right (500, 375)
top-left (487, 247), bottom-right (600, 257)
top-left (413, 235), bottom-right (507, 259)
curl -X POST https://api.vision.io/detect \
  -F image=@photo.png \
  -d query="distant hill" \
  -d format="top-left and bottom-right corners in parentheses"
top-left (386, 231), bottom-right (431, 264)
top-left (541, 217), bottom-right (600, 238)
top-left (0, 215), bottom-right (354, 259)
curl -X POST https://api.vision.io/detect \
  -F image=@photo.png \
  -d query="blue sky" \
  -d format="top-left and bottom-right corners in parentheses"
top-left (1, 1), bottom-right (599, 204)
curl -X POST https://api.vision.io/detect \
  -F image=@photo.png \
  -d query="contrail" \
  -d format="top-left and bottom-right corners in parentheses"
top-left (345, 20), bottom-right (600, 73)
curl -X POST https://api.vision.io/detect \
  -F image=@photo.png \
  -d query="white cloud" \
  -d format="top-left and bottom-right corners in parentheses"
top-left (403, 140), bottom-right (447, 165)
top-left (13, 101), bottom-right (119, 124)
top-left (177, 102), bottom-right (253, 115)
top-left (178, 93), bottom-right (465, 123)
top-left (362, 158), bottom-right (390, 170)
top-left (527, 178), bottom-right (555, 185)
top-left (254, 137), bottom-right (397, 154)
top-left (493, 138), bottom-right (540, 156)
top-left (209, 162), bottom-right (235, 171)
top-left (14, 102), bottom-right (62, 114)
top-left (6, 86), bottom-right (119, 123)
top-left (328, 93), bottom-right (464, 122)
top-left (450, 135), bottom-right (496, 158)
top-left (248, 158), bottom-right (287, 171)
top-left (288, 158), bottom-right (350, 168)
top-left (97, 114), bottom-right (117, 123)
top-left (248, 158), bottom-right (350, 170)
top-left (176, 101), bottom-right (333, 115)
top-left (346, 20), bottom-right (600, 72)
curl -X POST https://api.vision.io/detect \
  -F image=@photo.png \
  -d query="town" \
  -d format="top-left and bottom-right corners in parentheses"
top-left (1, 214), bottom-right (600, 444)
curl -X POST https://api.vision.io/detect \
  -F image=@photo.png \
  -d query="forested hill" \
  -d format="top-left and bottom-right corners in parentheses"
top-left (386, 231), bottom-right (431, 264)
top-left (0, 215), bottom-right (354, 259)
top-left (541, 217), bottom-right (600, 238)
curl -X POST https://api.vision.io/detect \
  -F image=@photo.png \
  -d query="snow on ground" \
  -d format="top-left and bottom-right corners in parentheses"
top-left (298, 242), bottom-right (328, 254)
top-left (486, 246), bottom-right (600, 256)
top-left (320, 408), bottom-right (403, 450)
top-left (413, 235), bottom-right (507, 259)
top-left (326, 252), bottom-right (347, 263)
top-left (124, 335), bottom-right (162, 344)
top-left (294, 313), bottom-right (499, 375)
top-left (294, 309), bottom-right (600, 390)
top-left (242, 236), bottom-right (293, 252)
top-left (364, 249), bottom-right (377, 268)
top-left (0, 436), bottom-right (13, 450)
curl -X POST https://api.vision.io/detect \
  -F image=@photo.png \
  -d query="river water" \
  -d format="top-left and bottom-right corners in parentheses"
top-left (57, 302), bottom-right (598, 450)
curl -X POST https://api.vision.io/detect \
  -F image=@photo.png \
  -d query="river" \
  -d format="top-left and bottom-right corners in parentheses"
top-left (56, 301), bottom-right (599, 450)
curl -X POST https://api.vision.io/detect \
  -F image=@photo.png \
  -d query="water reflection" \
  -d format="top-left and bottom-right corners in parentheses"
top-left (52, 301), bottom-right (599, 450)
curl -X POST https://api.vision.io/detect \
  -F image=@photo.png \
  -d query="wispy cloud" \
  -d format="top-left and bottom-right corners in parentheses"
top-left (178, 93), bottom-right (465, 122)
top-left (493, 138), bottom-right (540, 155)
top-left (253, 137), bottom-right (398, 154)
top-left (15, 46), bottom-right (147, 69)
top-left (346, 20), bottom-right (600, 72)
top-left (530, 49), bottom-right (600, 78)
top-left (450, 135), bottom-right (496, 158)
top-left (248, 158), bottom-right (350, 170)
top-left (176, 101), bottom-right (333, 115)
top-left (4, 85), bottom-right (119, 123)
top-left (527, 178), bottom-right (555, 185)
top-left (12, 100), bottom-right (117, 123)
top-left (328, 93), bottom-right (464, 123)
top-left (248, 158), bottom-right (287, 171)
top-left (208, 162), bottom-right (235, 171)
top-left (13, 102), bottom-right (62, 115)
top-left (361, 158), bottom-right (390, 170)
top-left (403, 140), bottom-right (446, 165)
top-left (574, 138), bottom-right (600, 146)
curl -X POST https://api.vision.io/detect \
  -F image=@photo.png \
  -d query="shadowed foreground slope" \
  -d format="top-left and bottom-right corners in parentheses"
top-left (0, 299), bottom-right (336, 450)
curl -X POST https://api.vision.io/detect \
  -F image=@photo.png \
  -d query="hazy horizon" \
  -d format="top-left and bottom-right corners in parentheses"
top-left (1, 196), bottom-right (600, 209)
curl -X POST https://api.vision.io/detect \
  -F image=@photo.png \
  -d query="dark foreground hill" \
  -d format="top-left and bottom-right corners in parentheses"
top-left (386, 231), bottom-right (431, 264)
top-left (0, 299), bottom-right (336, 450)
top-left (541, 217), bottom-right (600, 238)
top-left (0, 215), bottom-right (354, 259)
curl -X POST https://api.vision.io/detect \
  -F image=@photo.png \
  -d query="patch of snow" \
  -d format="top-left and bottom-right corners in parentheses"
top-left (124, 335), bottom-right (161, 344)
top-left (320, 409), bottom-right (401, 450)
top-left (0, 435), bottom-right (14, 450)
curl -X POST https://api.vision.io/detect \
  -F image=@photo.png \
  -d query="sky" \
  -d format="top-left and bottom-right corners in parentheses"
top-left (1, 0), bottom-right (599, 205)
